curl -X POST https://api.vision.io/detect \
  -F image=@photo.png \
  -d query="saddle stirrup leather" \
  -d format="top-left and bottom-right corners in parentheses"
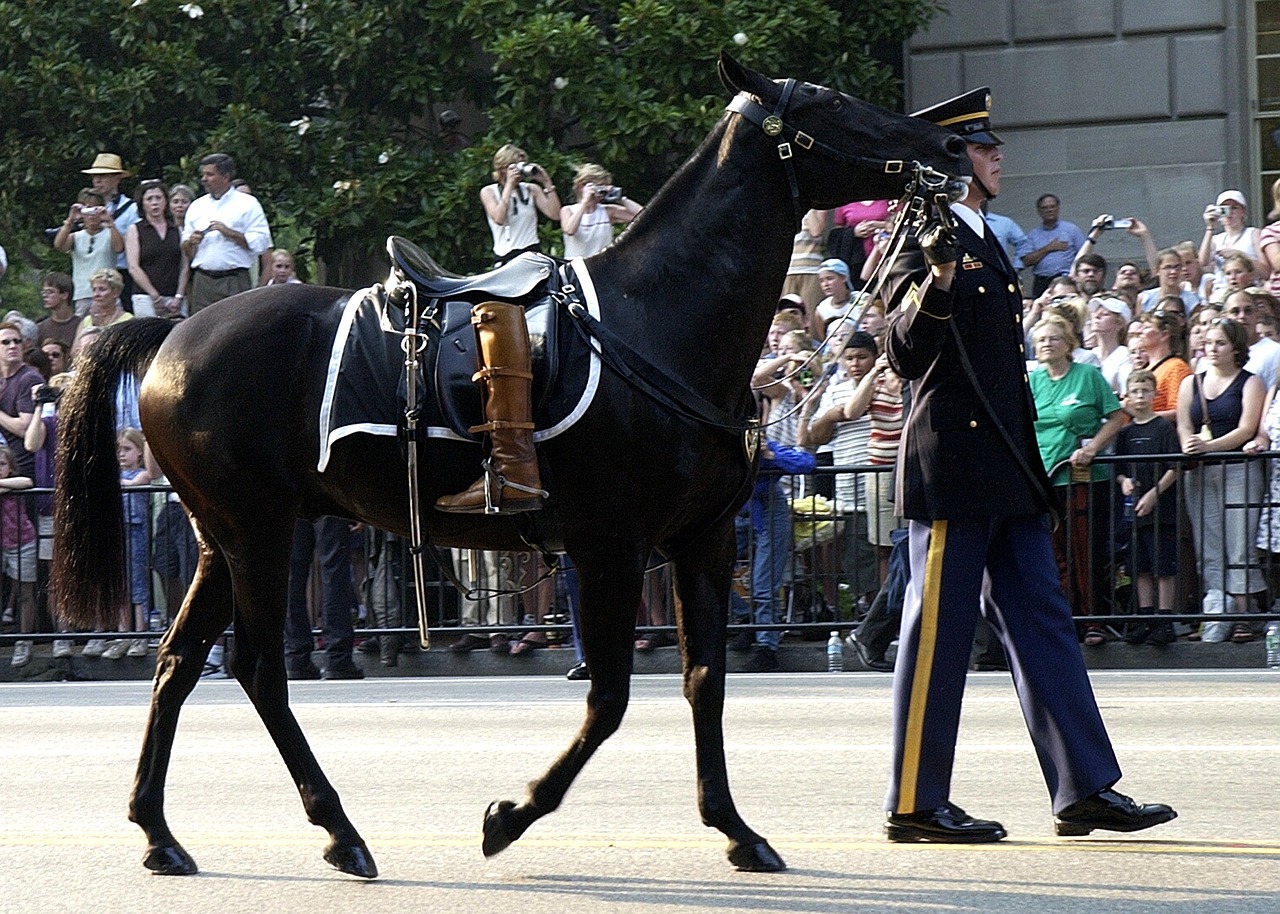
top-left (435, 301), bottom-right (548, 515)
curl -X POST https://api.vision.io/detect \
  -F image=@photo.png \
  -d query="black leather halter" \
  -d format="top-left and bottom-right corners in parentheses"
top-left (726, 79), bottom-right (912, 221)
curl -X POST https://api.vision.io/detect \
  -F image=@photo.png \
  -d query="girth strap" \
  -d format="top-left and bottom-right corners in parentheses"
top-left (471, 366), bottom-right (533, 382)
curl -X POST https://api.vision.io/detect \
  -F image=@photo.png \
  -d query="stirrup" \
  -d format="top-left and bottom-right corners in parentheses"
top-left (481, 459), bottom-right (549, 515)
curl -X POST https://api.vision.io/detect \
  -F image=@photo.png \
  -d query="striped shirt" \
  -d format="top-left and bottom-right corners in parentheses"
top-left (866, 373), bottom-right (904, 466)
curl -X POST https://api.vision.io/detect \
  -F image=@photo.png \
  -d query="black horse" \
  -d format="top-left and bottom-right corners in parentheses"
top-left (53, 55), bottom-right (968, 879)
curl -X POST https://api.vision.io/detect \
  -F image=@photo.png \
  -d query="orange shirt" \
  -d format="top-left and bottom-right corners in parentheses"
top-left (1152, 356), bottom-right (1192, 414)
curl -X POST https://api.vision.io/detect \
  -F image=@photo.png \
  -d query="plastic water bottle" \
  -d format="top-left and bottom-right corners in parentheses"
top-left (1266, 621), bottom-right (1280, 669)
top-left (1123, 493), bottom-right (1134, 521)
top-left (826, 631), bottom-right (843, 673)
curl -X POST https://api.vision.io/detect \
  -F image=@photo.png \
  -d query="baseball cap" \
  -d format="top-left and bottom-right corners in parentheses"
top-left (1216, 190), bottom-right (1247, 208)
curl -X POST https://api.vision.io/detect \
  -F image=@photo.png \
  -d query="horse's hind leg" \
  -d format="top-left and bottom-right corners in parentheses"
top-left (223, 520), bottom-right (376, 879)
top-left (130, 534), bottom-right (233, 875)
top-left (482, 549), bottom-right (644, 858)
top-left (673, 524), bottom-right (785, 871)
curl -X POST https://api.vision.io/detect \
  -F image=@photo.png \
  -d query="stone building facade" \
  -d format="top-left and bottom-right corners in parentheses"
top-left (906, 1), bottom-right (1271, 273)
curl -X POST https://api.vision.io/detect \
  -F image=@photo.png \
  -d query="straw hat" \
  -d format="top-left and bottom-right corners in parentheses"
top-left (81, 153), bottom-right (131, 175)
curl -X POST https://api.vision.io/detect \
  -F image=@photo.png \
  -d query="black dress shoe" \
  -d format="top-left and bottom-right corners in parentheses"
top-left (286, 662), bottom-right (322, 680)
top-left (886, 802), bottom-right (1007, 843)
top-left (322, 662), bottom-right (365, 680)
top-left (565, 661), bottom-right (589, 681)
top-left (1054, 788), bottom-right (1177, 836)
top-left (741, 646), bottom-right (779, 673)
top-left (849, 630), bottom-right (893, 672)
top-left (448, 633), bottom-right (489, 654)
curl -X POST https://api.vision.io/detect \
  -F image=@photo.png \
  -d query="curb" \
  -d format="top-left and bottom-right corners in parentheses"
top-left (0, 640), bottom-right (1272, 683)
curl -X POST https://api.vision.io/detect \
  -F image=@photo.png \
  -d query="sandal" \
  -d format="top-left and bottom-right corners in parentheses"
top-left (1230, 622), bottom-right (1255, 644)
top-left (510, 634), bottom-right (546, 656)
top-left (635, 630), bottom-right (674, 652)
top-left (1083, 626), bottom-right (1107, 647)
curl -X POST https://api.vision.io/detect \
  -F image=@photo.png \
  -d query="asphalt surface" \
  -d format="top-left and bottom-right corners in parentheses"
top-left (1, 671), bottom-right (1277, 914)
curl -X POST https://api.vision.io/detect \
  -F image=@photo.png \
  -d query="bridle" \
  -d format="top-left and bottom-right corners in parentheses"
top-left (726, 79), bottom-right (959, 222)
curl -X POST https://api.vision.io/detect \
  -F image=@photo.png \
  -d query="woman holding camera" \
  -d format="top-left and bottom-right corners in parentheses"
top-left (481, 144), bottom-right (560, 267)
top-left (560, 163), bottom-right (642, 259)
top-left (1199, 190), bottom-right (1264, 300)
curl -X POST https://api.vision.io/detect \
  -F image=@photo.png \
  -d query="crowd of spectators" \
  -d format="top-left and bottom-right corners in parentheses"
top-left (754, 182), bottom-right (1280, 666)
top-left (9, 143), bottom-right (1280, 676)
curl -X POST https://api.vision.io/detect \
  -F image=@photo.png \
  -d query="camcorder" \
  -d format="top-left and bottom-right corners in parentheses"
top-left (33, 384), bottom-right (63, 405)
top-left (1101, 217), bottom-right (1133, 230)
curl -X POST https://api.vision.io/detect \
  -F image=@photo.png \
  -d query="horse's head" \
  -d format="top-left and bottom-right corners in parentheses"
top-left (718, 54), bottom-right (971, 211)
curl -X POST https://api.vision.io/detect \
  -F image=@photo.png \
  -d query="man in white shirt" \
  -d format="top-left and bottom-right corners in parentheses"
top-left (1224, 289), bottom-right (1280, 390)
top-left (182, 153), bottom-right (273, 312)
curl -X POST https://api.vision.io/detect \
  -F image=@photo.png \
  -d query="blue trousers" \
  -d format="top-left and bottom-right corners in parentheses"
top-left (732, 486), bottom-right (793, 650)
top-left (886, 515), bottom-right (1121, 816)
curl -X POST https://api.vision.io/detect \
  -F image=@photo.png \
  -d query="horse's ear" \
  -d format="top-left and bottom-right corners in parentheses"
top-left (719, 52), bottom-right (776, 102)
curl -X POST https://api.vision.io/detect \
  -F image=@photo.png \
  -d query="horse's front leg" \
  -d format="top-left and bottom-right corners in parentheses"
top-left (129, 541), bottom-right (232, 876)
top-left (673, 521), bottom-right (786, 871)
top-left (483, 547), bottom-right (645, 858)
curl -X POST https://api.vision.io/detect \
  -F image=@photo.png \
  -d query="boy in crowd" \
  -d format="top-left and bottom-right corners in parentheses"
top-left (1114, 369), bottom-right (1180, 645)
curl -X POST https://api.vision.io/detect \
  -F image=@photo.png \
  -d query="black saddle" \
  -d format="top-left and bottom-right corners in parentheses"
top-left (382, 236), bottom-right (587, 444)
top-left (388, 235), bottom-right (556, 302)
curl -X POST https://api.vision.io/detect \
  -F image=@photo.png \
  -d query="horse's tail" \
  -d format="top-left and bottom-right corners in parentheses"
top-left (53, 318), bottom-right (177, 630)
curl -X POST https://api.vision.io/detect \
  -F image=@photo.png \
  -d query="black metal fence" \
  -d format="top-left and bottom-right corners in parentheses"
top-left (3, 452), bottom-right (1278, 653)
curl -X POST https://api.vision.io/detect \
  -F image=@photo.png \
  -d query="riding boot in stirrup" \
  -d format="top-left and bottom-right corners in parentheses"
top-left (436, 301), bottom-right (548, 514)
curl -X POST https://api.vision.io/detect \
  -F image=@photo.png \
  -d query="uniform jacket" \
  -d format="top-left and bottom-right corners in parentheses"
top-left (884, 210), bottom-right (1054, 521)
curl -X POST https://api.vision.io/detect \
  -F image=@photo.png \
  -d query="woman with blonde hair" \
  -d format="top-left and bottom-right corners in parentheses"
top-left (481, 143), bottom-right (560, 267)
top-left (560, 162), bottom-right (642, 258)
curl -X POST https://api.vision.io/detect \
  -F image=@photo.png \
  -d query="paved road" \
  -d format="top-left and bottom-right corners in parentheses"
top-left (2, 671), bottom-right (1277, 914)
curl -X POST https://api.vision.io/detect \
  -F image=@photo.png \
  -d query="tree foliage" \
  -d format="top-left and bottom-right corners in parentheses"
top-left (0, 0), bottom-right (942, 298)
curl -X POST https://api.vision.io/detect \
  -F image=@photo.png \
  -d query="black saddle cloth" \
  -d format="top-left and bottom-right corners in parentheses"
top-left (321, 256), bottom-right (595, 466)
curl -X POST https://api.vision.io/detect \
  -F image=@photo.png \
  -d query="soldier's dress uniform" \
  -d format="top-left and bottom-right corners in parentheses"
top-left (882, 89), bottom-right (1124, 821)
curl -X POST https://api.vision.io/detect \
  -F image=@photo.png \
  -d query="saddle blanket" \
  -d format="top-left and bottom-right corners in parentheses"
top-left (317, 258), bottom-right (603, 472)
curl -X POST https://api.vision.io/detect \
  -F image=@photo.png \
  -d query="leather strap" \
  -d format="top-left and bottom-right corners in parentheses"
top-left (567, 301), bottom-right (752, 433)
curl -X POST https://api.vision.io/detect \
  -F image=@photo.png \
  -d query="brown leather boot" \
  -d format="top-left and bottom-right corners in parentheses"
top-left (436, 302), bottom-right (547, 514)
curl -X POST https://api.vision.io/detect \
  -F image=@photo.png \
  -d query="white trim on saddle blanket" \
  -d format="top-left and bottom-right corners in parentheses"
top-left (316, 257), bottom-right (602, 472)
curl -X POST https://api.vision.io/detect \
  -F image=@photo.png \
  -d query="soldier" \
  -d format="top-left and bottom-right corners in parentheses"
top-left (879, 87), bottom-right (1176, 843)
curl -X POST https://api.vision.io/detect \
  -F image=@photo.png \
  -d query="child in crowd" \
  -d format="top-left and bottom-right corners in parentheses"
top-left (265, 249), bottom-right (302, 285)
top-left (1208, 252), bottom-right (1255, 305)
top-left (108, 428), bottom-right (152, 660)
top-left (0, 446), bottom-right (37, 667)
top-left (1114, 370), bottom-right (1181, 645)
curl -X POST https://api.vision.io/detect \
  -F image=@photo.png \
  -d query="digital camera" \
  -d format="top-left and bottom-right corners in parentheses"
top-left (599, 186), bottom-right (623, 204)
top-left (1102, 217), bottom-right (1133, 230)
top-left (518, 163), bottom-right (539, 179)
top-left (1211, 205), bottom-right (1231, 218)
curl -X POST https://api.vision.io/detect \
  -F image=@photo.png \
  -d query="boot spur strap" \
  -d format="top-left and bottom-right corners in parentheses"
top-left (481, 459), bottom-right (549, 514)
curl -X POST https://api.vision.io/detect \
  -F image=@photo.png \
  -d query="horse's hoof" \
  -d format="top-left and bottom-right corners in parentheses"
top-left (323, 840), bottom-right (378, 879)
top-left (727, 840), bottom-right (787, 872)
top-left (482, 800), bottom-right (518, 858)
top-left (143, 843), bottom-right (199, 876)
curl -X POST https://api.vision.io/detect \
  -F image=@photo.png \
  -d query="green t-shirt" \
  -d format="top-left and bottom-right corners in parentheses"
top-left (1029, 361), bottom-right (1122, 486)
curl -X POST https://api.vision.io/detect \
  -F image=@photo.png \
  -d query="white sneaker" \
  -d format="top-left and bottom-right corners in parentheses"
top-left (11, 640), bottom-right (31, 668)
top-left (127, 639), bottom-right (149, 658)
top-left (52, 640), bottom-right (73, 659)
top-left (101, 639), bottom-right (130, 660)
top-left (81, 639), bottom-right (107, 657)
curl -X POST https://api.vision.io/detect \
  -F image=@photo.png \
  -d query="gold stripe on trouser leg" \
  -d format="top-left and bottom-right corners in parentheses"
top-left (896, 519), bottom-right (947, 813)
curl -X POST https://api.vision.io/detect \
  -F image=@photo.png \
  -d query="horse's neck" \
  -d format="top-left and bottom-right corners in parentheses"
top-left (599, 119), bottom-right (797, 398)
